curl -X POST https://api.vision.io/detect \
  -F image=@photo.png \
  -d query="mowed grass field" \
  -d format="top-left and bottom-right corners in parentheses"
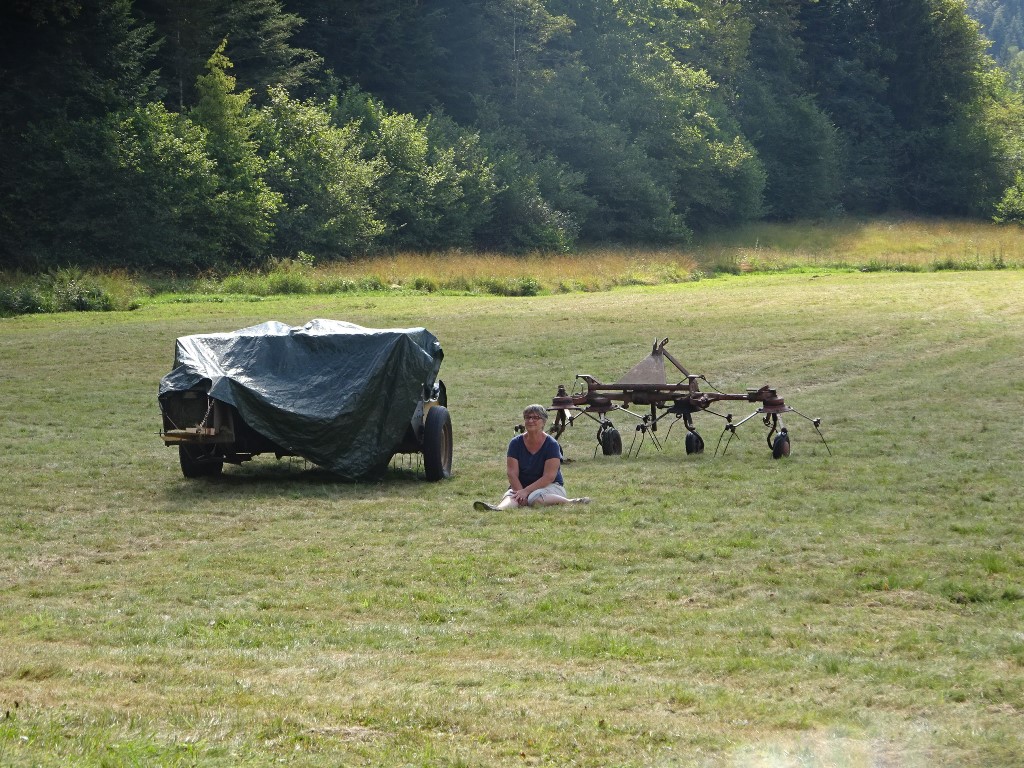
top-left (1, 269), bottom-right (1023, 767)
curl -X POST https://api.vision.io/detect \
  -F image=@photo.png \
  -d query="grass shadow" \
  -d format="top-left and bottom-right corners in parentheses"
top-left (159, 457), bottom-right (432, 503)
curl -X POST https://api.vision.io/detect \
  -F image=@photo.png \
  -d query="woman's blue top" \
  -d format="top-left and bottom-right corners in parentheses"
top-left (507, 433), bottom-right (564, 487)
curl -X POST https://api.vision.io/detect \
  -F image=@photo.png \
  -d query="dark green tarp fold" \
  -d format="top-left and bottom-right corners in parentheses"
top-left (158, 319), bottom-right (443, 478)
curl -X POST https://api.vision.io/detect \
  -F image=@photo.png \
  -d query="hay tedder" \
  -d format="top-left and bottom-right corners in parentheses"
top-left (546, 338), bottom-right (829, 459)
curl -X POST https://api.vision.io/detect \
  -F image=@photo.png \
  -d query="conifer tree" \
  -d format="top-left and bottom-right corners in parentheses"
top-left (134, 0), bottom-right (318, 109)
top-left (0, 0), bottom-right (162, 268)
top-left (190, 42), bottom-right (282, 262)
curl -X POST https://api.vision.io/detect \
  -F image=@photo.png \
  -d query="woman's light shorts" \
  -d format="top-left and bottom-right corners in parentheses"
top-left (503, 483), bottom-right (568, 506)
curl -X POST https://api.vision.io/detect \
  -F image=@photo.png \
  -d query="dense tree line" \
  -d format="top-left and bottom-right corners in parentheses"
top-left (969, 0), bottom-right (1024, 90)
top-left (2, 0), bottom-right (1024, 271)
top-left (970, 0), bottom-right (1024, 63)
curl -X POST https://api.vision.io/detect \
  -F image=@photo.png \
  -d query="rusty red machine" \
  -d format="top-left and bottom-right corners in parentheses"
top-left (547, 338), bottom-right (829, 459)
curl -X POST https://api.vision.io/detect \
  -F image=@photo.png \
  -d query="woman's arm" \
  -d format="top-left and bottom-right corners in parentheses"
top-left (506, 457), bottom-right (522, 492)
top-left (537, 457), bottom-right (561, 488)
top-left (511, 457), bottom-right (560, 505)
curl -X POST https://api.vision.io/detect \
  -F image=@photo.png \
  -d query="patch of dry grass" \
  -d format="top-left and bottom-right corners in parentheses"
top-left (698, 216), bottom-right (1024, 272)
top-left (244, 217), bottom-right (1024, 298)
top-left (377, 247), bottom-right (694, 289)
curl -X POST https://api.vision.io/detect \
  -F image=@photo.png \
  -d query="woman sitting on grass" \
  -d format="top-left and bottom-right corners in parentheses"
top-left (474, 403), bottom-right (590, 511)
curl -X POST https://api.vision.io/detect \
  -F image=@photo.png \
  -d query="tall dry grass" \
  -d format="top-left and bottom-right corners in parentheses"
top-left (269, 217), bottom-right (1024, 297)
top-left (316, 248), bottom-right (698, 291)
top-left (3, 217), bottom-right (1022, 316)
top-left (697, 216), bottom-right (1024, 272)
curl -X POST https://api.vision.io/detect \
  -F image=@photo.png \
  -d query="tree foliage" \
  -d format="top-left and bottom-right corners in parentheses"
top-left (257, 87), bottom-right (384, 258)
top-left (1, 0), bottom-right (1023, 270)
top-left (132, 0), bottom-right (319, 109)
top-left (189, 42), bottom-right (282, 262)
top-left (969, 0), bottom-right (1024, 62)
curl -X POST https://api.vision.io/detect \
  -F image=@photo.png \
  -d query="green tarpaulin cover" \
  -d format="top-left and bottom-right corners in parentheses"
top-left (158, 319), bottom-right (443, 478)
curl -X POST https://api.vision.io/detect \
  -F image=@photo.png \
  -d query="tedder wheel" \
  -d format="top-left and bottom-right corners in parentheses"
top-left (772, 431), bottom-right (791, 460)
top-left (422, 405), bottom-right (453, 481)
top-left (179, 443), bottom-right (224, 478)
top-left (599, 425), bottom-right (622, 456)
top-left (685, 430), bottom-right (705, 455)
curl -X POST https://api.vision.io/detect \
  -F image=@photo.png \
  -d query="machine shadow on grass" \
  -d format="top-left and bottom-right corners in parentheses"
top-left (159, 457), bottom-right (435, 500)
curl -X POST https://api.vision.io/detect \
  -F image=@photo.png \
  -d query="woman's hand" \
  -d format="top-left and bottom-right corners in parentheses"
top-left (512, 487), bottom-right (530, 505)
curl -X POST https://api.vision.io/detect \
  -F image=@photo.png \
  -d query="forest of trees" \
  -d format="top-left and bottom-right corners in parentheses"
top-left (970, 0), bottom-right (1024, 62)
top-left (3, 0), bottom-right (1024, 271)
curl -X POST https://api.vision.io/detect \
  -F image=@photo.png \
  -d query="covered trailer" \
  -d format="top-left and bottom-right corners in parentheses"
top-left (158, 319), bottom-right (452, 480)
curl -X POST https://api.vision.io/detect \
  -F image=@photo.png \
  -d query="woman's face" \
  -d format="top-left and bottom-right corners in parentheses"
top-left (523, 412), bottom-right (546, 433)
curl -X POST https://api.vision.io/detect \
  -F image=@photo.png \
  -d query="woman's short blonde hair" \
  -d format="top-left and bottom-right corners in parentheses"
top-left (523, 404), bottom-right (548, 421)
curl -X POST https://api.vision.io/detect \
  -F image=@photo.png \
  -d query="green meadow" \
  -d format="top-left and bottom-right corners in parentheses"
top-left (1, 267), bottom-right (1023, 766)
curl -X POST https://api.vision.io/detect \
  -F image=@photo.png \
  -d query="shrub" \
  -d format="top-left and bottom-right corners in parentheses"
top-left (410, 276), bottom-right (438, 292)
top-left (478, 276), bottom-right (542, 296)
top-left (220, 272), bottom-right (263, 295)
top-left (320, 277), bottom-right (359, 293)
top-left (993, 172), bottom-right (1024, 224)
top-left (265, 271), bottom-right (312, 294)
top-left (48, 268), bottom-right (149, 312)
top-left (357, 276), bottom-right (386, 291)
top-left (440, 275), bottom-right (473, 293)
top-left (0, 269), bottom-right (146, 316)
top-left (265, 260), bottom-right (313, 294)
top-left (0, 284), bottom-right (50, 316)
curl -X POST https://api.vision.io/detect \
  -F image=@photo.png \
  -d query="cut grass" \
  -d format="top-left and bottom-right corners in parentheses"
top-left (0, 270), bottom-right (1022, 766)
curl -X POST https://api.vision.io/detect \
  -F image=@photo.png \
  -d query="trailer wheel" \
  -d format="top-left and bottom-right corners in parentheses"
top-left (685, 430), bottom-right (705, 455)
top-left (599, 425), bottom-right (622, 456)
top-left (772, 432), bottom-right (791, 459)
top-left (179, 444), bottom-right (223, 478)
top-left (422, 405), bottom-right (453, 481)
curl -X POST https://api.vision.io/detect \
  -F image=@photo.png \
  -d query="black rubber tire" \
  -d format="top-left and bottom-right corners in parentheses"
top-left (179, 443), bottom-right (223, 478)
top-left (422, 405), bottom-right (453, 481)
top-left (685, 430), bottom-right (705, 455)
top-left (772, 432), bottom-right (791, 459)
top-left (600, 426), bottom-right (622, 456)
